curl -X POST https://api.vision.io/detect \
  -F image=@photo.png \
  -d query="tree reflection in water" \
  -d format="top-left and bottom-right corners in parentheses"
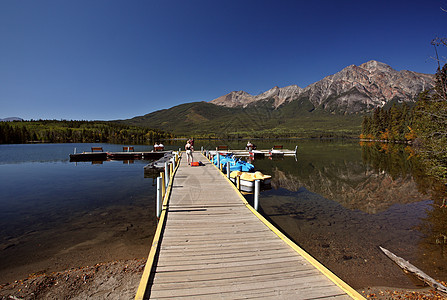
top-left (251, 140), bottom-right (447, 288)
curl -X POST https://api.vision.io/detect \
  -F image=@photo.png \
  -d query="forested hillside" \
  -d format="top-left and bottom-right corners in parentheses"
top-left (121, 99), bottom-right (363, 138)
top-left (0, 120), bottom-right (172, 144)
top-left (361, 63), bottom-right (447, 179)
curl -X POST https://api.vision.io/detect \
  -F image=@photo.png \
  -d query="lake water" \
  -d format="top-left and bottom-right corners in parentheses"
top-left (0, 140), bottom-right (446, 290)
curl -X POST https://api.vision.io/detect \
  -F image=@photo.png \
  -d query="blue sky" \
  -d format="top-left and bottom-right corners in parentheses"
top-left (1, 0), bottom-right (446, 121)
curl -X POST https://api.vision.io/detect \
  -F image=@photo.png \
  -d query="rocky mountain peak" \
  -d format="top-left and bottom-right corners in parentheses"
top-left (210, 90), bottom-right (255, 108)
top-left (360, 60), bottom-right (394, 72)
top-left (210, 84), bottom-right (303, 108)
top-left (209, 61), bottom-right (434, 113)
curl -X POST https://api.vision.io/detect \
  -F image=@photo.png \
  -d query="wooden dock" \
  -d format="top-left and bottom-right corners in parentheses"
top-left (69, 151), bottom-right (169, 162)
top-left (136, 153), bottom-right (364, 299)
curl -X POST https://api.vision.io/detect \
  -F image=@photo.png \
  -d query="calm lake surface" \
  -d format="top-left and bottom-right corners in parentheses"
top-left (1, 140), bottom-right (446, 290)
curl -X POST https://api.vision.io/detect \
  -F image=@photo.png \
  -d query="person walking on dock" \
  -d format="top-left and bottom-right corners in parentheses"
top-left (185, 140), bottom-right (194, 165)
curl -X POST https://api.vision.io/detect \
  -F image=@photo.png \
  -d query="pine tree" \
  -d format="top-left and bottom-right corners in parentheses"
top-left (413, 63), bottom-right (447, 179)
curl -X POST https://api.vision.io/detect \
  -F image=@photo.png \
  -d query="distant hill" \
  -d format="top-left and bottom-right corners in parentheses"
top-left (122, 99), bottom-right (363, 138)
top-left (120, 61), bottom-right (434, 138)
top-left (1, 117), bottom-right (23, 122)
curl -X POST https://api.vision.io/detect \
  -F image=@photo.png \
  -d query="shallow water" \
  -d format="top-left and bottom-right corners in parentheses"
top-left (1, 140), bottom-right (445, 290)
top-left (0, 143), bottom-right (159, 284)
top-left (241, 140), bottom-right (447, 289)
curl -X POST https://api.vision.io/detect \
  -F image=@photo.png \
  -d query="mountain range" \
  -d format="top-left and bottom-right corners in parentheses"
top-left (0, 117), bottom-right (23, 122)
top-left (122, 60), bottom-right (434, 137)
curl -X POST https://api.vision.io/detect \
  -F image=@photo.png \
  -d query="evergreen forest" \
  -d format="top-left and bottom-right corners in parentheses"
top-left (361, 62), bottom-right (447, 179)
top-left (0, 120), bottom-right (172, 144)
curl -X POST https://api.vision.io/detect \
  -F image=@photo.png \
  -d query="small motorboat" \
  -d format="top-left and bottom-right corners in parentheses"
top-left (144, 152), bottom-right (174, 171)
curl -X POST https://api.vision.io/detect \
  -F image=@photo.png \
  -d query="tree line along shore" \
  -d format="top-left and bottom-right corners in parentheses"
top-left (0, 120), bottom-right (172, 144)
top-left (361, 63), bottom-right (446, 180)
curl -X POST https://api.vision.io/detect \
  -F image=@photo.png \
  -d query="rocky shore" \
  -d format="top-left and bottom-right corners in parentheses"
top-left (0, 259), bottom-right (144, 300)
top-left (2, 258), bottom-right (447, 299)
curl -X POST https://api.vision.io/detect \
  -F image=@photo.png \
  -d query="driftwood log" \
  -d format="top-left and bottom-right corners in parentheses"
top-left (379, 246), bottom-right (447, 294)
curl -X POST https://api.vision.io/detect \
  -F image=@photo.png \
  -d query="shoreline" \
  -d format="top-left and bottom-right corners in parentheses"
top-left (0, 259), bottom-right (145, 300)
top-left (1, 259), bottom-right (446, 299)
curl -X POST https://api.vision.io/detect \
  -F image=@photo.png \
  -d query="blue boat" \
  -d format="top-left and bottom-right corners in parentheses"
top-left (213, 154), bottom-right (255, 172)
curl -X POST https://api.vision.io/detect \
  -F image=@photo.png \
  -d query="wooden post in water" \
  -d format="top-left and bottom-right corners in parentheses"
top-left (164, 162), bottom-right (169, 188)
top-left (156, 176), bottom-right (162, 218)
top-left (160, 172), bottom-right (166, 198)
top-left (227, 161), bottom-right (230, 179)
top-left (254, 179), bottom-right (260, 211)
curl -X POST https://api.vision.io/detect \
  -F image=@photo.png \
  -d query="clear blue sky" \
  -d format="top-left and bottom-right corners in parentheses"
top-left (1, 0), bottom-right (446, 121)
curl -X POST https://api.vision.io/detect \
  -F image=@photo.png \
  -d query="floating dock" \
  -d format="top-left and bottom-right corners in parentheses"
top-left (69, 151), bottom-right (170, 162)
top-left (208, 146), bottom-right (298, 158)
top-left (135, 152), bottom-right (364, 299)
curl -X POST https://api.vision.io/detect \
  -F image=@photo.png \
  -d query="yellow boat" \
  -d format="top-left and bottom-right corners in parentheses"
top-left (229, 171), bottom-right (271, 192)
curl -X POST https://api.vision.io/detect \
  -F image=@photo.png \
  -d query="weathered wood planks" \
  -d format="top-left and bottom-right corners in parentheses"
top-left (138, 153), bottom-right (364, 299)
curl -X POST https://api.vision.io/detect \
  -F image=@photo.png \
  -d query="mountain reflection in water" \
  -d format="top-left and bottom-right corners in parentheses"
top-left (248, 140), bottom-right (447, 289)
top-left (270, 161), bottom-right (426, 214)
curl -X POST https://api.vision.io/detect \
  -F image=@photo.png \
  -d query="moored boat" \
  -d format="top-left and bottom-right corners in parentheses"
top-left (229, 171), bottom-right (272, 192)
top-left (213, 154), bottom-right (255, 172)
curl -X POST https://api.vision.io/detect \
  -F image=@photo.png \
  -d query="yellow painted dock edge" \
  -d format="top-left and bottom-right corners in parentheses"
top-left (135, 152), bottom-right (182, 300)
top-left (207, 153), bottom-right (365, 300)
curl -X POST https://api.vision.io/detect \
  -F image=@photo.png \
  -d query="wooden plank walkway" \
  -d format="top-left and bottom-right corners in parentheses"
top-left (136, 153), bottom-right (364, 299)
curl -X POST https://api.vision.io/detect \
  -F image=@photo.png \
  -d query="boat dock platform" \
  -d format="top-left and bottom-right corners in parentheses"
top-left (69, 150), bottom-right (170, 162)
top-left (209, 146), bottom-right (298, 158)
top-left (135, 152), bottom-right (364, 299)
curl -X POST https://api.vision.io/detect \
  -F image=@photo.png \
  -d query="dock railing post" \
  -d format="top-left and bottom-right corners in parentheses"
top-left (217, 153), bottom-right (220, 169)
top-left (172, 156), bottom-right (176, 170)
top-left (254, 179), bottom-right (260, 211)
top-left (226, 161), bottom-right (230, 179)
top-left (165, 162), bottom-right (169, 188)
top-left (237, 175), bottom-right (241, 191)
top-left (169, 163), bottom-right (173, 179)
top-left (161, 172), bottom-right (166, 198)
top-left (156, 176), bottom-right (162, 218)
